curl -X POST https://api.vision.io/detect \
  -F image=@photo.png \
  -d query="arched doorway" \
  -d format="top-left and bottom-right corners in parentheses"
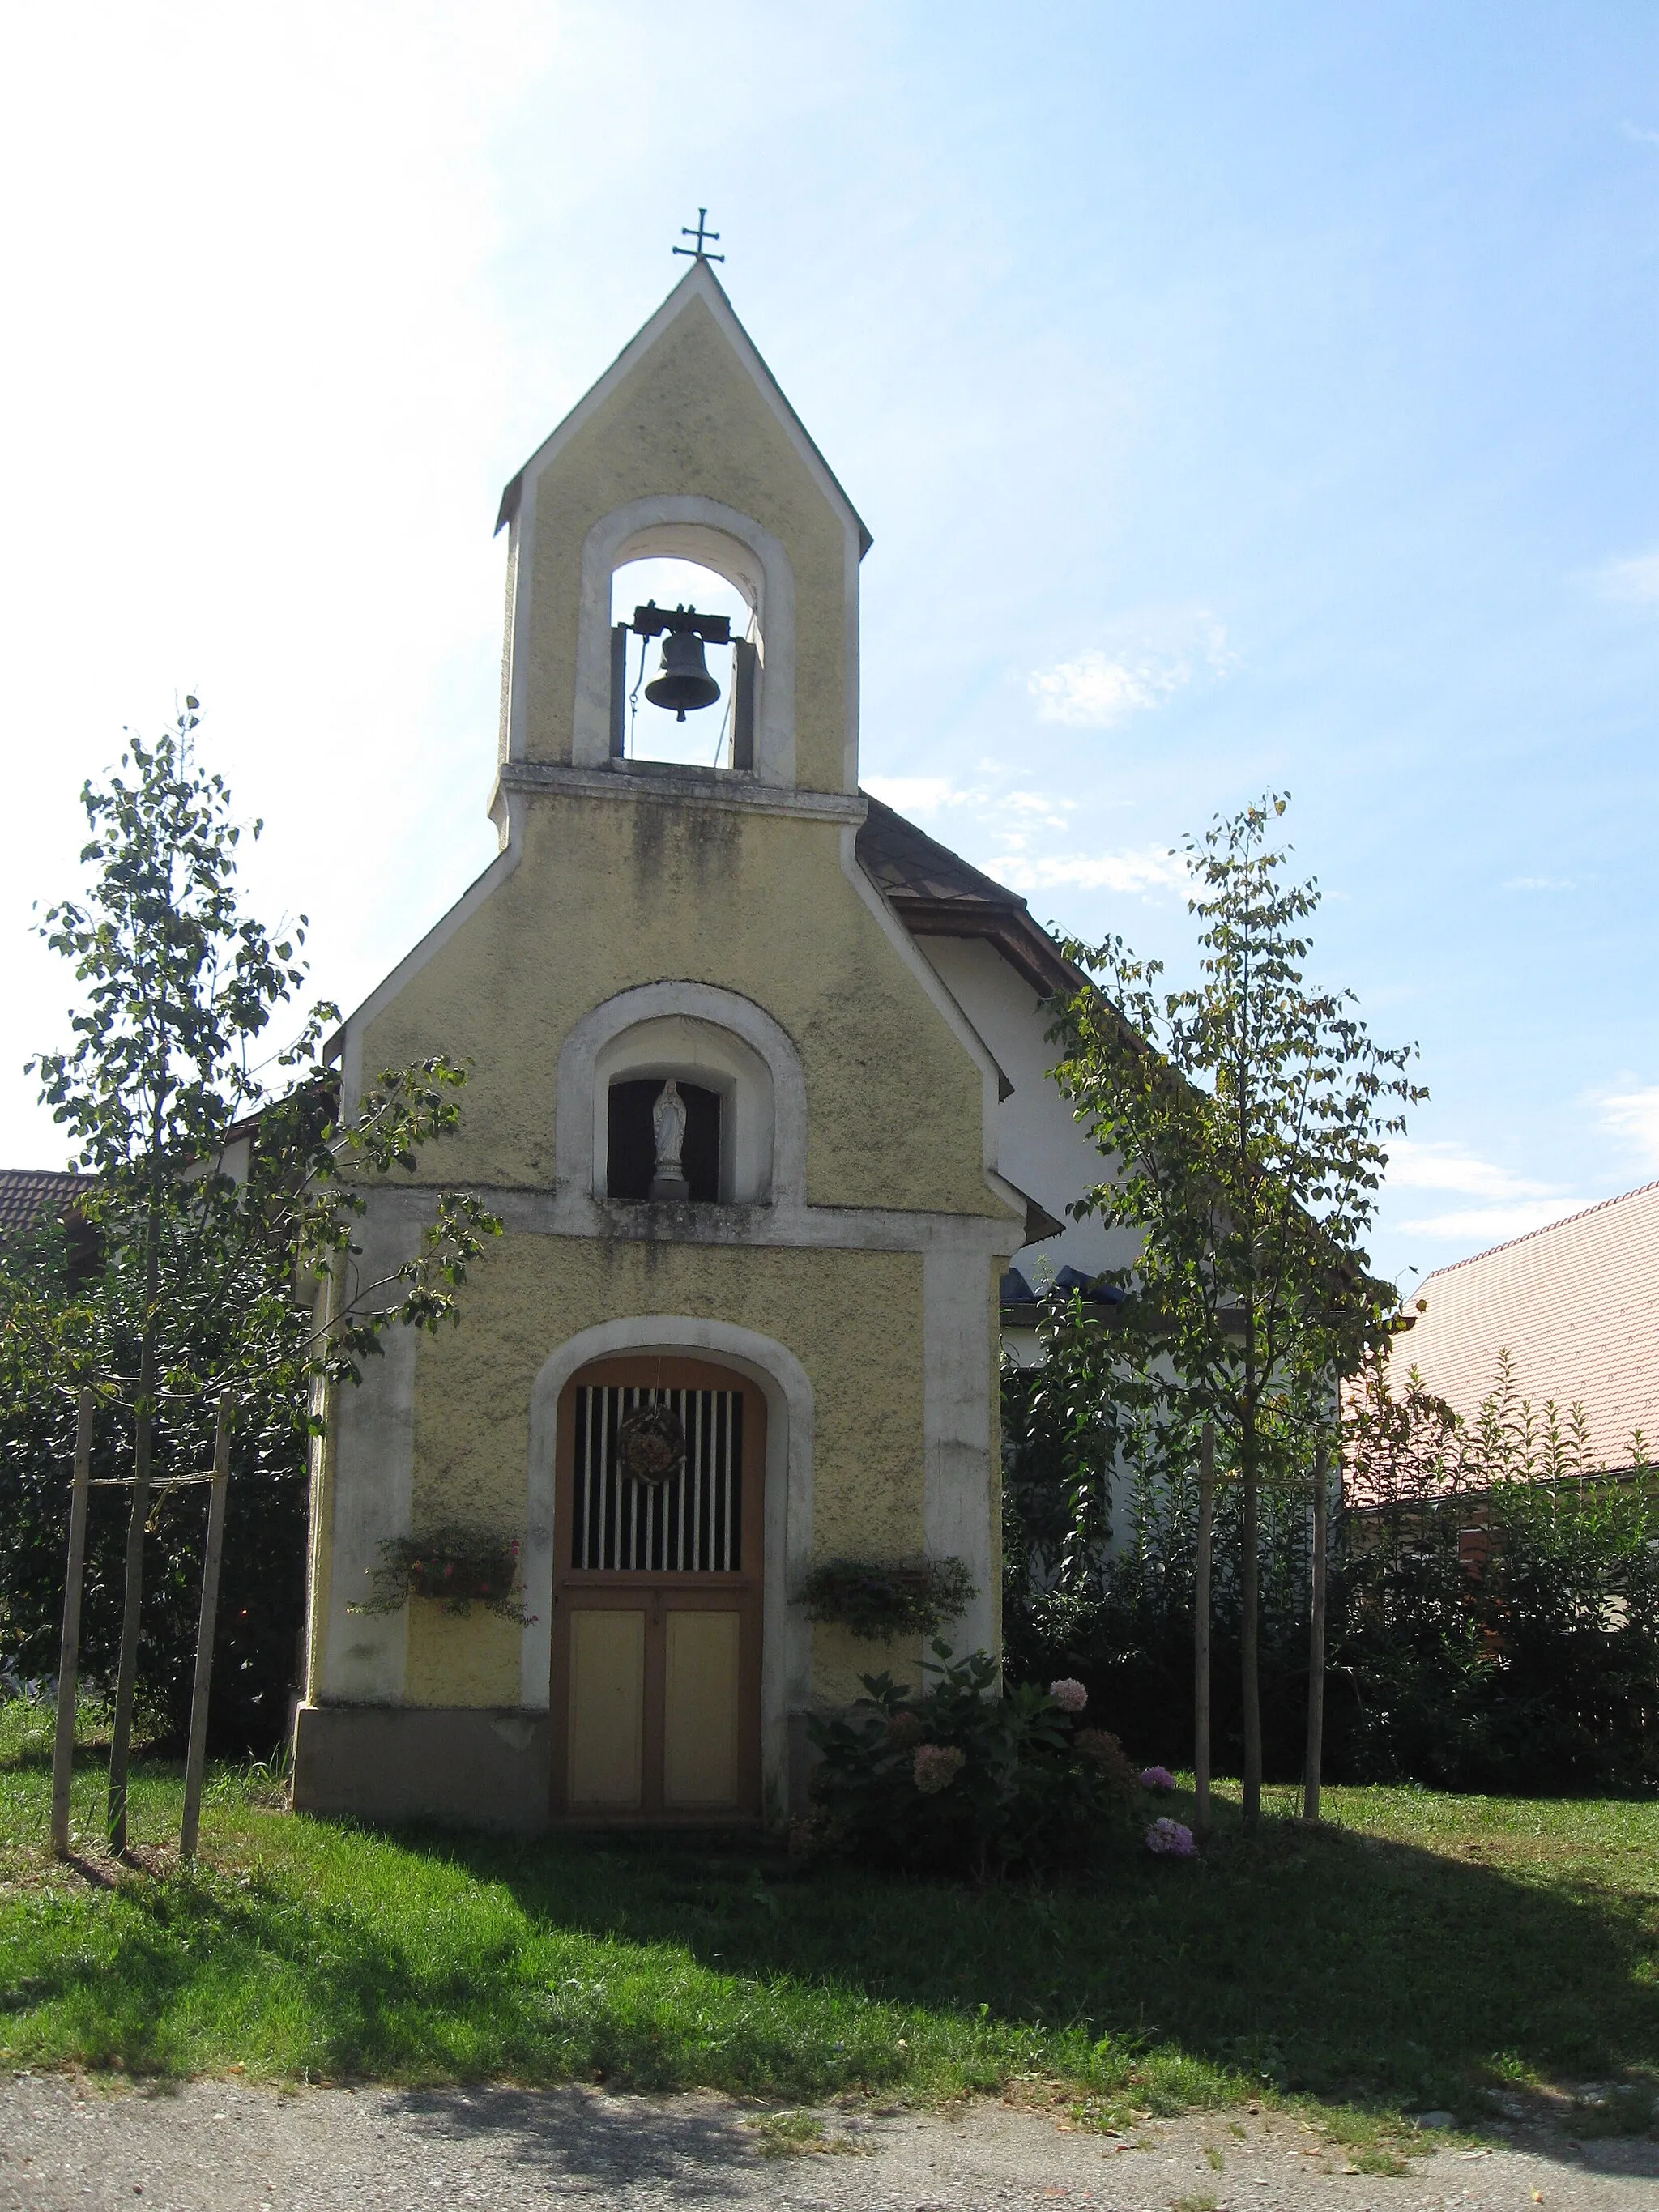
top-left (549, 1355), bottom-right (765, 1822)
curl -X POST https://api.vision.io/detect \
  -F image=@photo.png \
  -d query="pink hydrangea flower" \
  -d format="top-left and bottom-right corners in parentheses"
top-left (1048, 1677), bottom-right (1088, 1713)
top-left (1139, 1765), bottom-right (1177, 1792)
top-left (913, 1743), bottom-right (966, 1795)
top-left (1145, 1817), bottom-right (1197, 1857)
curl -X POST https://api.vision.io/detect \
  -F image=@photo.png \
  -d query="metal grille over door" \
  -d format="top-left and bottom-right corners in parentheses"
top-left (570, 1386), bottom-right (743, 1573)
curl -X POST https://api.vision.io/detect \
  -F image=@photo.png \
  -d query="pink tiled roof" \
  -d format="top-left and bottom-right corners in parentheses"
top-left (1388, 1180), bottom-right (1659, 1469)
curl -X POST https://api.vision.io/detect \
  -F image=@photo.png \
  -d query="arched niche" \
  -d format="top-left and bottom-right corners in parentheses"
top-left (573, 497), bottom-right (797, 785)
top-left (593, 1014), bottom-right (775, 1204)
top-left (556, 980), bottom-right (808, 1208)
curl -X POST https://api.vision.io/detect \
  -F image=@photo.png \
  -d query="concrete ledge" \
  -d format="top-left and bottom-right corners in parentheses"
top-left (293, 1703), bottom-right (552, 1833)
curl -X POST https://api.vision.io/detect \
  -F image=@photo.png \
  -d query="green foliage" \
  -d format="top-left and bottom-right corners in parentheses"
top-left (11, 698), bottom-right (502, 1413)
top-left (1047, 792), bottom-right (1422, 1445)
top-left (1045, 793), bottom-right (1424, 1817)
top-left (1003, 1335), bottom-right (1659, 1792)
top-left (1339, 1354), bottom-right (1659, 1792)
top-left (352, 1524), bottom-right (531, 1623)
top-left (0, 704), bottom-right (501, 1754)
top-left (803, 1643), bottom-right (1141, 1878)
top-left (1002, 1331), bottom-right (1319, 1778)
top-left (0, 1213), bottom-right (309, 1751)
top-left (798, 1557), bottom-right (975, 1642)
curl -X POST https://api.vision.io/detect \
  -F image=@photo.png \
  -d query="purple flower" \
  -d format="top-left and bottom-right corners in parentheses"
top-left (1145, 1817), bottom-right (1197, 1857)
top-left (1139, 1765), bottom-right (1178, 1792)
top-left (1047, 1677), bottom-right (1088, 1713)
top-left (913, 1744), bottom-right (966, 1795)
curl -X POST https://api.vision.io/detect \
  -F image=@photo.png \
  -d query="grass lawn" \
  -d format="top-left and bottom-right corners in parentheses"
top-left (2, 1698), bottom-right (1656, 2140)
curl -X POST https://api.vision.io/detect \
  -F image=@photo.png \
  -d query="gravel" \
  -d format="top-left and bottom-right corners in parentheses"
top-left (2, 2072), bottom-right (1657, 2210)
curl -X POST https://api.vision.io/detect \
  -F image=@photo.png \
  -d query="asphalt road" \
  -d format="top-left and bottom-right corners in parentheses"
top-left (2, 2073), bottom-right (1657, 2211)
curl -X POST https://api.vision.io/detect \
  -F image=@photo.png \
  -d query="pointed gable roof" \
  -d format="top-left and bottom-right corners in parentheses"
top-left (494, 260), bottom-right (872, 555)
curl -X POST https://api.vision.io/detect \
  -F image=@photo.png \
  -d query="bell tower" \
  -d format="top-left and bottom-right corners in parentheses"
top-left (492, 253), bottom-right (871, 803)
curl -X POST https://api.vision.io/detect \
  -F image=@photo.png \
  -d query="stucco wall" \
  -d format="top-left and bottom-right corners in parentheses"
top-left (514, 296), bottom-right (853, 792)
top-left (391, 1232), bottom-right (927, 1707)
top-left (920, 933), bottom-right (1142, 1285)
top-left (357, 797), bottom-right (997, 1218)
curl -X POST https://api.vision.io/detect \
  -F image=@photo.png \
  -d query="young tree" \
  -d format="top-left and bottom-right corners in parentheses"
top-left (1048, 794), bottom-right (1421, 1828)
top-left (19, 701), bottom-right (500, 1849)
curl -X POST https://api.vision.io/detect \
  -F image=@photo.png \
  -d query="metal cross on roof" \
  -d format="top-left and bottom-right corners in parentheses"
top-left (673, 207), bottom-right (724, 264)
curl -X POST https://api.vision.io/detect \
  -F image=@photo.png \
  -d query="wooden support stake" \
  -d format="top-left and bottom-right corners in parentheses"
top-left (1193, 1418), bottom-right (1214, 1843)
top-left (49, 1388), bottom-right (95, 1859)
top-left (1303, 1438), bottom-right (1329, 1824)
top-left (179, 1393), bottom-right (234, 1862)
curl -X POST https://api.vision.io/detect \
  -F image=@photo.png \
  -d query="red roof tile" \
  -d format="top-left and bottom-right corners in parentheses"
top-left (0, 1168), bottom-right (88, 1238)
top-left (1388, 1180), bottom-right (1659, 1469)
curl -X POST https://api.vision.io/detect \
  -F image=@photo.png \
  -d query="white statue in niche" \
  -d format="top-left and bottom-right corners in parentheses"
top-left (650, 1078), bottom-right (691, 1200)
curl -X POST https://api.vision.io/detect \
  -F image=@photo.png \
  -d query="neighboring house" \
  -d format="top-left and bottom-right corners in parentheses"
top-left (0, 1170), bottom-right (87, 1241)
top-left (293, 258), bottom-right (1132, 1835)
top-left (1386, 1180), bottom-right (1659, 1474)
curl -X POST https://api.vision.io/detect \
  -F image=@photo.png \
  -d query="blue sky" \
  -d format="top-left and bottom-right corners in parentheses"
top-left (1, 2), bottom-right (1653, 1294)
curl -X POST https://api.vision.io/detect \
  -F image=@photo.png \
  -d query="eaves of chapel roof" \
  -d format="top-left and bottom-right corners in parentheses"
top-left (855, 795), bottom-right (1085, 999)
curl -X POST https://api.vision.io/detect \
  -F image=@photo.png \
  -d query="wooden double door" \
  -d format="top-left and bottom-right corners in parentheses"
top-left (549, 1357), bottom-right (764, 1822)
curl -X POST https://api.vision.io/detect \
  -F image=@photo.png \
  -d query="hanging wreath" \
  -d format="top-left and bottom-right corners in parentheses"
top-left (616, 1401), bottom-right (687, 1484)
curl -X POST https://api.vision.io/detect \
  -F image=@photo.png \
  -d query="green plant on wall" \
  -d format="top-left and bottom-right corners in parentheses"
top-left (352, 1524), bottom-right (532, 1623)
top-left (799, 1557), bottom-right (976, 1641)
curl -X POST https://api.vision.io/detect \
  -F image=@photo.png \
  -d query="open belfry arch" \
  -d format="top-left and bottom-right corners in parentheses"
top-left (295, 254), bottom-right (1071, 1830)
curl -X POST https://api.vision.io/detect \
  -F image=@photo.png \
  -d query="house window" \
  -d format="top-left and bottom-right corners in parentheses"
top-left (606, 1078), bottom-right (723, 1203)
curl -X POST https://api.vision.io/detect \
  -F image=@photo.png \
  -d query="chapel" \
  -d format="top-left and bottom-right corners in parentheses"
top-left (292, 254), bottom-right (1128, 1829)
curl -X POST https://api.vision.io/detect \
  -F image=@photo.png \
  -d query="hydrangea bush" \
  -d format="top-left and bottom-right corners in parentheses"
top-left (801, 1642), bottom-right (1145, 1878)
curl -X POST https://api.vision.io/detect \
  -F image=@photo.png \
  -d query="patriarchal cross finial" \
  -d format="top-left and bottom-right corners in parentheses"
top-left (673, 207), bottom-right (724, 265)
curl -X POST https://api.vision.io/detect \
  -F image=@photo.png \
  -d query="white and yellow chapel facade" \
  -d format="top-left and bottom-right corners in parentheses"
top-left (293, 258), bottom-right (1126, 1831)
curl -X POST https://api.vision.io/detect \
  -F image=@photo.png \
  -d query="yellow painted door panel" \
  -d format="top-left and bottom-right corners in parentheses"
top-left (663, 1610), bottom-right (740, 1807)
top-left (569, 1609), bottom-right (645, 1809)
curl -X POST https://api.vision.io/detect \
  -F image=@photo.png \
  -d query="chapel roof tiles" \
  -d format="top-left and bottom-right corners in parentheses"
top-left (1388, 1179), bottom-right (1659, 1471)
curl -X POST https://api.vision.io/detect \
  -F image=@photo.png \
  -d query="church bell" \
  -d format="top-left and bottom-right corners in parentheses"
top-left (646, 629), bottom-right (721, 722)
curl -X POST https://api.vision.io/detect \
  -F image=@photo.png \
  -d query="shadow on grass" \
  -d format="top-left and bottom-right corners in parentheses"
top-left (393, 1803), bottom-right (1659, 2130)
top-left (3, 1774), bottom-right (1657, 2178)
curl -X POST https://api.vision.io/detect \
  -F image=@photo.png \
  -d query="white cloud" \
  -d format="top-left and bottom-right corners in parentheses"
top-left (1001, 791), bottom-right (1077, 828)
top-left (1395, 1200), bottom-right (1593, 1245)
top-left (861, 776), bottom-right (974, 816)
top-left (1030, 650), bottom-right (1176, 727)
top-left (1504, 876), bottom-right (1573, 892)
top-left (1028, 614), bottom-right (1234, 728)
top-left (1601, 1085), bottom-right (1659, 1169)
top-left (987, 846), bottom-right (1190, 895)
top-left (1595, 551), bottom-right (1659, 607)
top-left (1384, 1140), bottom-right (1590, 1249)
top-left (1384, 1139), bottom-right (1557, 1200)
